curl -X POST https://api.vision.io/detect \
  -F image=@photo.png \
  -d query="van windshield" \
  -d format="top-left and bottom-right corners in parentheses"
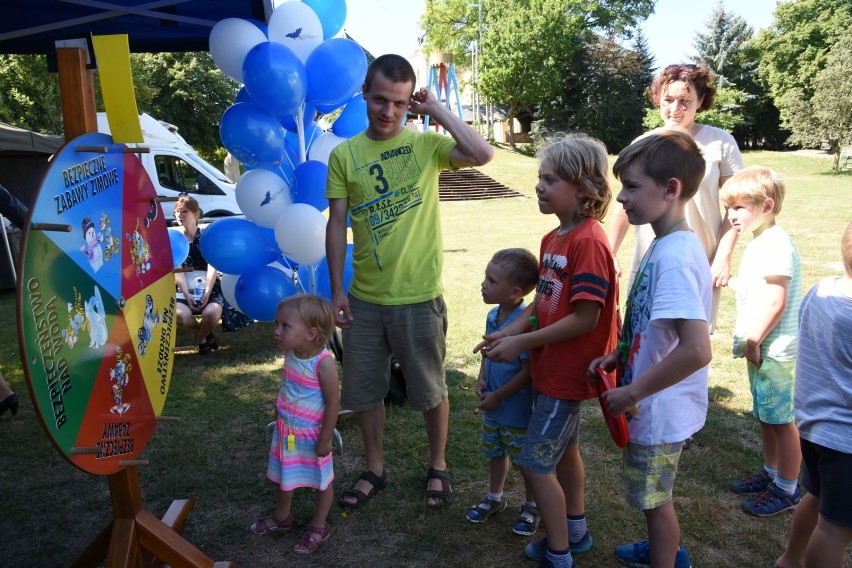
top-left (185, 152), bottom-right (231, 184)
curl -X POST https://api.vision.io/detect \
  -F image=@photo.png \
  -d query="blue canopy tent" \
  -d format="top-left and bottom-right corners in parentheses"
top-left (0, 0), bottom-right (266, 55)
top-left (0, 0), bottom-right (268, 138)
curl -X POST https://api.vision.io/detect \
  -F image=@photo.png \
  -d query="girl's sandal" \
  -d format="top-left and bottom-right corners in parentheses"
top-left (292, 523), bottom-right (331, 554)
top-left (249, 512), bottom-right (293, 535)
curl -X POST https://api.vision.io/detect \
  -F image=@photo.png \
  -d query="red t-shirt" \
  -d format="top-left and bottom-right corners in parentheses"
top-left (530, 218), bottom-right (620, 400)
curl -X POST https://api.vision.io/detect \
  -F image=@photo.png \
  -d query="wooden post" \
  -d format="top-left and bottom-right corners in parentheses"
top-left (57, 47), bottom-right (98, 139)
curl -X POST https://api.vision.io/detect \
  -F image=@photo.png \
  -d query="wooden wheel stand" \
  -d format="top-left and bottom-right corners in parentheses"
top-left (70, 467), bottom-right (237, 568)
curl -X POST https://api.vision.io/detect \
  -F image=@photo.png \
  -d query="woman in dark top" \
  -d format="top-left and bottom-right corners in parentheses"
top-left (173, 196), bottom-right (224, 354)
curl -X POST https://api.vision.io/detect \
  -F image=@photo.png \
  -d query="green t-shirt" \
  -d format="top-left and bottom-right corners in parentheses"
top-left (326, 128), bottom-right (456, 305)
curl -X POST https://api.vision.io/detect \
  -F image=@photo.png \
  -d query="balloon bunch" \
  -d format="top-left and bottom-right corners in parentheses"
top-left (205, 0), bottom-right (364, 321)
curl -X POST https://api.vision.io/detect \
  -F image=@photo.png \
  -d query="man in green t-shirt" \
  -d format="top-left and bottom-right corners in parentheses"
top-left (326, 54), bottom-right (493, 509)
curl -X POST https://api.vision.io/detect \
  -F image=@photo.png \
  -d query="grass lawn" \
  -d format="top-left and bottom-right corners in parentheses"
top-left (0, 147), bottom-right (849, 567)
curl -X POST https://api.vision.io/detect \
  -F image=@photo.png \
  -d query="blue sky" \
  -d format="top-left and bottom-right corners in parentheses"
top-left (342, 0), bottom-right (779, 63)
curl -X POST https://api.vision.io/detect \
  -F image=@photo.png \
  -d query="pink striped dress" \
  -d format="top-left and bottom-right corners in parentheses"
top-left (267, 349), bottom-right (334, 491)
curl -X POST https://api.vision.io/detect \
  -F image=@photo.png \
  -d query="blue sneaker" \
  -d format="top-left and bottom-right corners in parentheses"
top-left (614, 540), bottom-right (691, 568)
top-left (741, 483), bottom-right (800, 517)
top-left (524, 533), bottom-right (593, 561)
top-left (730, 470), bottom-right (772, 494)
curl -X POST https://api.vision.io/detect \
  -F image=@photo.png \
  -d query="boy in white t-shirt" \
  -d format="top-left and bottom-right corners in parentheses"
top-left (721, 167), bottom-right (803, 517)
top-left (591, 127), bottom-right (712, 568)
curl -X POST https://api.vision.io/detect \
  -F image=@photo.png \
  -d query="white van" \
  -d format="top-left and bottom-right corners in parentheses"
top-left (96, 113), bottom-right (242, 220)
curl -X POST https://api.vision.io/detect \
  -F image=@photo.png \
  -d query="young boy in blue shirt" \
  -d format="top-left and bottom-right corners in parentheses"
top-left (721, 167), bottom-right (803, 516)
top-left (466, 248), bottom-right (541, 536)
top-left (591, 127), bottom-right (713, 568)
top-left (774, 222), bottom-right (852, 568)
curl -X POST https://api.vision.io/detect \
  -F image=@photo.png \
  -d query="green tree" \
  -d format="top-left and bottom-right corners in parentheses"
top-left (0, 55), bottom-right (63, 134)
top-left (422, 0), bottom-right (654, 149)
top-left (538, 35), bottom-right (651, 153)
top-left (692, 0), bottom-right (752, 87)
top-left (780, 34), bottom-right (852, 172)
top-left (0, 51), bottom-right (236, 159)
top-left (130, 52), bottom-right (239, 158)
top-left (753, 0), bottom-right (852, 101)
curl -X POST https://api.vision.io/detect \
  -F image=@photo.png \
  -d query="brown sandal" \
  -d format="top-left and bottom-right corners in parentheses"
top-left (292, 523), bottom-right (330, 554)
top-left (249, 512), bottom-right (293, 535)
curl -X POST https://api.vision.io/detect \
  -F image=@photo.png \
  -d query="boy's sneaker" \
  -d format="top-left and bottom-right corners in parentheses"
top-left (465, 495), bottom-right (508, 523)
top-left (741, 483), bottom-right (800, 517)
top-left (512, 504), bottom-right (541, 536)
top-left (614, 540), bottom-right (691, 568)
top-left (524, 532), bottom-right (593, 561)
top-left (730, 470), bottom-right (772, 494)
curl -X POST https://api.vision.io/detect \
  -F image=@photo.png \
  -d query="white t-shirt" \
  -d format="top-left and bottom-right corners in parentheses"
top-left (732, 225), bottom-right (802, 361)
top-left (622, 231), bottom-right (712, 445)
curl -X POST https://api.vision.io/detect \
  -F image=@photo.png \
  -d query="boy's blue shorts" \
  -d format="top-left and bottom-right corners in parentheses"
top-left (748, 359), bottom-right (795, 424)
top-left (518, 394), bottom-right (581, 475)
top-left (481, 414), bottom-right (527, 461)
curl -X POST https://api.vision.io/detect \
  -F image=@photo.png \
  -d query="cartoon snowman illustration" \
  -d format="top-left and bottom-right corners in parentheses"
top-left (79, 216), bottom-right (104, 272)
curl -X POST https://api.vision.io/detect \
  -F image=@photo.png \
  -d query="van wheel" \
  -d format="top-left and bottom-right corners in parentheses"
top-left (205, 211), bottom-right (237, 218)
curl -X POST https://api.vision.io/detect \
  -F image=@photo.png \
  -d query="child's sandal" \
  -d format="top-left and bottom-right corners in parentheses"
top-left (249, 512), bottom-right (293, 535)
top-left (292, 523), bottom-right (331, 554)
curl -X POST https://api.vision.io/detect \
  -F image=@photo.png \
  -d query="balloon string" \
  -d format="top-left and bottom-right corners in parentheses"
top-left (295, 104), bottom-right (306, 164)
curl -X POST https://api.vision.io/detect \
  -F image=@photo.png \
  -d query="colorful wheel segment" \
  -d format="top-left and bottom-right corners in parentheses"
top-left (17, 132), bottom-right (177, 475)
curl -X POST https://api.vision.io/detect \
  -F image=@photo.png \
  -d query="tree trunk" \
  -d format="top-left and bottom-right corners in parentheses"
top-left (508, 109), bottom-right (517, 151)
top-left (830, 138), bottom-right (840, 173)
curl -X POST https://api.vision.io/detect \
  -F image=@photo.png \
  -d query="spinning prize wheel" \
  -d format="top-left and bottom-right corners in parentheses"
top-left (17, 132), bottom-right (177, 475)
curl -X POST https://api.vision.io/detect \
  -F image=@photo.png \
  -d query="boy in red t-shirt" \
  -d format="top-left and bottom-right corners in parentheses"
top-left (476, 134), bottom-right (619, 568)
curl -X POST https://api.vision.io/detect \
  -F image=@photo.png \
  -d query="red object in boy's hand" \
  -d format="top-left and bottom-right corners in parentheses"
top-left (594, 367), bottom-right (629, 448)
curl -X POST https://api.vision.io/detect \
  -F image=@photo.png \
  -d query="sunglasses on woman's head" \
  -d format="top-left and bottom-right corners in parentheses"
top-left (665, 64), bottom-right (698, 71)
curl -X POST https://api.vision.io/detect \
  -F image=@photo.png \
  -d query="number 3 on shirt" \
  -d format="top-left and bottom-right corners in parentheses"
top-left (370, 164), bottom-right (389, 194)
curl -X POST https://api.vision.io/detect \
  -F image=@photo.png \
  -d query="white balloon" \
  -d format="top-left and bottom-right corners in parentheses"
top-left (268, 1), bottom-right (324, 64)
top-left (209, 18), bottom-right (268, 82)
top-left (220, 273), bottom-right (241, 311)
top-left (236, 169), bottom-right (294, 228)
top-left (274, 203), bottom-right (327, 265)
top-left (308, 130), bottom-right (346, 164)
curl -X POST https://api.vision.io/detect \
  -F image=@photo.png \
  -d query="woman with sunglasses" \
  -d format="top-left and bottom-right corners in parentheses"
top-left (174, 195), bottom-right (225, 354)
top-left (608, 63), bottom-right (744, 329)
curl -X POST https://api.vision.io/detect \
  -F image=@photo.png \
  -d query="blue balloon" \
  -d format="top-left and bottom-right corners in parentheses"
top-left (235, 86), bottom-right (253, 105)
top-left (243, 41), bottom-right (307, 117)
top-left (305, 38), bottom-right (368, 107)
top-left (280, 102), bottom-right (317, 132)
top-left (297, 243), bottom-right (353, 299)
top-left (304, 0), bottom-right (347, 40)
top-left (220, 103), bottom-right (287, 168)
top-left (291, 160), bottom-right (329, 211)
top-left (199, 217), bottom-right (281, 275)
top-left (332, 92), bottom-right (368, 138)
top-left (167, 228), bottom-right (189, 268)
top-left (235, 266), bottom-right (298, 322)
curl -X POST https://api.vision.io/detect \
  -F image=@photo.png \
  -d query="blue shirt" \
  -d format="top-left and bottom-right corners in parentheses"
top-left (484, 302), bottom-right (533, 428)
